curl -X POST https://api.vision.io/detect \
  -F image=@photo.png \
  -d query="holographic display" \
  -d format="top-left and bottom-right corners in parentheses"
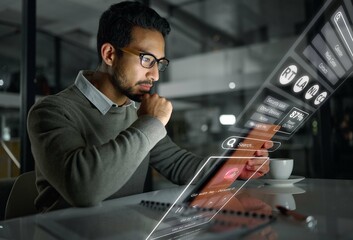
top-left (146, 125), bottom-right (276, 239)
top-left (145, 157), bottom-right (272, 240)
top-left (148, 0), bottom-right (353, 239)
top-left (230, 0), bottom-right (353, 141)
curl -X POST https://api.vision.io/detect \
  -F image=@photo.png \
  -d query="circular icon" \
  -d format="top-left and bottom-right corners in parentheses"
top-left (293, 75), bottom-right (309, 93)
top-left (279, 65), bottom-right (297, 85)
top-left (314, 91), bottom-right (327, 105)
top-left (305, 84), bottom-right (319, 100)
top-left (227, 138), bottom-right (237, 148)
top-left (224, 168), bottom-right (239, 181)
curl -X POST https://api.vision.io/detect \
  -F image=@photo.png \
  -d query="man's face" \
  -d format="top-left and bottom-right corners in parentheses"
top-left (110, 26), bottom-right (166, 102)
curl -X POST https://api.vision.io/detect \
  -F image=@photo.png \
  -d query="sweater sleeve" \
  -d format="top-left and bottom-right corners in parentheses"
top-left (27, 99), bottom-right (166, 207)
top-left (149, 136), bottom-right (208, 185)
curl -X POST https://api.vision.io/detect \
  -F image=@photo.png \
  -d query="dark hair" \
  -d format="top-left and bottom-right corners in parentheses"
top-left (97, 1), bottom-right (171, 62)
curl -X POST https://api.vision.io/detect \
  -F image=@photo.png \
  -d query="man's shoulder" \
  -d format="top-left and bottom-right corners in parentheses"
top-left (31, 85), bottom-right (85, 111)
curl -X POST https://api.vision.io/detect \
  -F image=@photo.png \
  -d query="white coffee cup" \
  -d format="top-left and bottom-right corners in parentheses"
top-left (269, 158), bottom-right (294, 179)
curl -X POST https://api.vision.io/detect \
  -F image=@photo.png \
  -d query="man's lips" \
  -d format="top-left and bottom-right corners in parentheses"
top-left (138, 83), bottom-right (153, 92)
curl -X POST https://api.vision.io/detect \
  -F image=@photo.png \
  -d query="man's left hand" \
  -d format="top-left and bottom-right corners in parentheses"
top-left (239, 141), bottom-right (273, 179)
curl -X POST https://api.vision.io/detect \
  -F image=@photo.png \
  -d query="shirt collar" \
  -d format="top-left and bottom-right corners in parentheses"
top-left (74, 70), bottom-right (134, 115)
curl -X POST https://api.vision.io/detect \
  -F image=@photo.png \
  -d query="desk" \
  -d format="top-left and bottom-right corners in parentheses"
top-left (0, 178), bottom-right (352, 239)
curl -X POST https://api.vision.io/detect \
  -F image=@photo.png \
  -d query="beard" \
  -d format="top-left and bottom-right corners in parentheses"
top-left (110, 63), bottom-right (153, 102)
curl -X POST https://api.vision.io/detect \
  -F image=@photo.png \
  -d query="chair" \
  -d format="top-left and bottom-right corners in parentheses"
top-left (0, 178), bottom-right (16, 220)
top-left (4, 171), bottom-right (39, 220)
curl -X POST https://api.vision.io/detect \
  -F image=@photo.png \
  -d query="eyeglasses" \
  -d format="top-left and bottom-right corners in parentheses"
top-left (120, 47), bottom-right (169, 72)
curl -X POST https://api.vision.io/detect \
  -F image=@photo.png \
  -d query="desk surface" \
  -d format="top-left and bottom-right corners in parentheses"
top-left (0, 178), bottom-right (353, 240)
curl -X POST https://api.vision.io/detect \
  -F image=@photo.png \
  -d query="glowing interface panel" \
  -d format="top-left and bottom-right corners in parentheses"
top-left (230, 0), bottom-right (353, 140)
top-left (146, 157), bottom-right (271, 240)
top-left (147, 1), bottom-right (353, 239)
top-left (146, 125), bottom-right (276, 239)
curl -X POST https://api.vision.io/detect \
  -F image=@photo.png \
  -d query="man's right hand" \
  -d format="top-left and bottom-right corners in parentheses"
top-left (137, 93), bottom-right (172, 126)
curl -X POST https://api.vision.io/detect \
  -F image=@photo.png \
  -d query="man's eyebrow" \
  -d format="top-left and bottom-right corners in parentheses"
top-left (139, 49), bottom-right (166, 59)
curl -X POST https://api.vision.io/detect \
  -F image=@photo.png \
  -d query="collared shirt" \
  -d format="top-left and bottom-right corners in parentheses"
top-left (74, 70), bottom-right (134, 115)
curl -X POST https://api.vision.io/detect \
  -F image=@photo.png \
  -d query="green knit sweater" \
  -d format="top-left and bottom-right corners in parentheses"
top-left (27, 85), bottom-right (204, 212)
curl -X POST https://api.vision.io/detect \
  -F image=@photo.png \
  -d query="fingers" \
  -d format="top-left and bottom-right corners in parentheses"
top-left (246, 158), bottom-right (270, 175)
top-left (255, 141), bottom-right (273, 157)
top-left (137, 94), bottom-right (172, 126)
top-left (255, 149), bottom-right (269, 157)
top-left (263, 141), bottom-right (274, 149)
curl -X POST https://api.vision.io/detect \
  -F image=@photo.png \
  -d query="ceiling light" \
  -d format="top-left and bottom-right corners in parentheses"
top-left (228, 82), bottom-right (236, 89)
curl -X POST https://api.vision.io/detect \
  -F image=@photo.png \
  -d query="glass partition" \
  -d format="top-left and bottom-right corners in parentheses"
top-left (0, 1), bottom-right (97, 178)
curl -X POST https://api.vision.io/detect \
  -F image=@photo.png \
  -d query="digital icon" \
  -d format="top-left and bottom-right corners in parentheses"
top-left (289, 110), bottom-right (305, 122)
top-left (318, 63), bottom-right (329, 74)
top-left (224, 168), bottom-right (239, 181)
top-left (277, 107), bottom-right (309, 134)
top-left (305, 84), bottom-right (320, 99)
top-left (279, 65), bottom-right (297, 85)
top-left (227, 138), bottom-right (237, 148)
top-left (334, 10), bottom-right (353, 57)
top-left (222, 136), bottom-right (281, 152)
top-left (314, 91), bottom-right (328, 105)
top-left (293, 75), bottom-right (310, 93)
top-left (334, 44), bottom-right (343, 57)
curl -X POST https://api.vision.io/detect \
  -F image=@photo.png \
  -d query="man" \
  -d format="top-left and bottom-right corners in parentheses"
top-left (28, 1), bottom-right (270, 213)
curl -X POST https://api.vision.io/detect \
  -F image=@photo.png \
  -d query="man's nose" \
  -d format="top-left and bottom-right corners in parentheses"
top-left (147, 64), bottom-right (159, 82)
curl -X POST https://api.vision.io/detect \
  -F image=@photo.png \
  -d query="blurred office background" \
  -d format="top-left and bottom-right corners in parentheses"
top-left (0, 0), bottom-right (352, 186)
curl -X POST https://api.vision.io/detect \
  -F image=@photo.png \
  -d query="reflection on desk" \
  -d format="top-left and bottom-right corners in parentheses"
top-left (0, 178), bottom-right (352, 240)
top-left (250, 184), bottom-right (306, 210)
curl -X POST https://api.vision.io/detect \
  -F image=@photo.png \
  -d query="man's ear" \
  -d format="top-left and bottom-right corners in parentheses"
top-left (101, 43), bottom-right (116, 67)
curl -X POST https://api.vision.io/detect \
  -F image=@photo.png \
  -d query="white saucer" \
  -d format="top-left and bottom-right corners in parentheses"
top-left (260, 175), bottom-right (305, 187)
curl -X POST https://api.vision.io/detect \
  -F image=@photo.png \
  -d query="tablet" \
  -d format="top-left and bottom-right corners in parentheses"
top-left (184, 124), bottom-right (278, 208)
